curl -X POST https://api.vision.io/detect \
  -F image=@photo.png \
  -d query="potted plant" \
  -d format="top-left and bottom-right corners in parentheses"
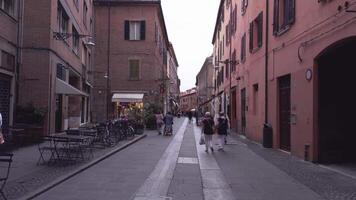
top-left (143, 102), bottom-right (162, 130)
top-left (14, 102), bottom-right (47, 144)
top-left (128, 107), bottom-right (145, 135)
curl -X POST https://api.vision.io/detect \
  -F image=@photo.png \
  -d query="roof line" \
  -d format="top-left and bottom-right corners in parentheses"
top-left (212, 0), bottom-right (225, 44)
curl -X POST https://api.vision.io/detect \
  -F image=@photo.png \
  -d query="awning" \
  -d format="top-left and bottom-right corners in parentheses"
top-left (112, 93), bottom-right (144, 103)
top-left (56, 78), bottom-right (88, 96)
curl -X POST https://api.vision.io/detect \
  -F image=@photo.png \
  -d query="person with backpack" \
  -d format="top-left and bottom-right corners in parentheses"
top-left (217, 112), bottom-right (229, 150)
top-left (202, 112), bottom-right (215, 153)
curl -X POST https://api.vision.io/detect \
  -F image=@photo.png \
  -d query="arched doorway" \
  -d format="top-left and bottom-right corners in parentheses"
top-left (317, 37), bottom-right (356, 163)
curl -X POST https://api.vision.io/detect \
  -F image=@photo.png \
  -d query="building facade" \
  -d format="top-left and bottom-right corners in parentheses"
top-left (92, 0), bottom-right (171, 121)
top-left (179, 88), bottom-right (197, 114)
top-left (167, 42), bottom-right (180, 114)
top-left (212, 0), bottom-right (356, 163)
top-left (19, 0), bottom-right (94, 134)
top-left (196, 55), bottom-right (214, 115)
top-left (0, 0), bottom-right (22, 139)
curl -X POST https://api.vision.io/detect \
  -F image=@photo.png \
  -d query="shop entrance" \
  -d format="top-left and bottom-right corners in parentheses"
top-left (0, 73), bottom-right (11, 137)
top-left (279, 75), bottom-right (291, 151)
top-left (318, 37), bottom-right (356, 163)
top-left (241, 88), bottom-right (246, 135)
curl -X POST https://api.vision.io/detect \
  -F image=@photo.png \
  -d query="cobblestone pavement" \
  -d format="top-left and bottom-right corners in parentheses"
top-left (2, 133), bottom-right (150, 200)
top-left (235, 135), bottom-right (356, 200)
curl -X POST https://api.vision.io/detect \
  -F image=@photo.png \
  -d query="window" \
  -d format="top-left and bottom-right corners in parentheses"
top-left (253, 84), bottom-right (259, 115)
top-left (57, 2), bottom-right (69, 33)
top-left (1, 51), bottom-right (15, 72)
top-left (125, 21), bottom-right (146, 41)
top-left (225, 23), bottom-right (230, 45)
top-left (231, 49), bottom-right (236, 72)
top-left (231, 4), bottom-right (237, 35)
top-left (56, 64), bottom-right (66, 81)
top-left (241, 33), bottom-right (246, 63)
top-left (249, 12), bottom-right (263, 53)
top-left (273, 0), bottom-right (295, 35)
top-left (0, 0), bottom-right (14, 16)
top-left (241, 0), bottom-right (248, 15)
top-left (83, 1), bottom-right (88, 27)
top-left (129, 59), bottom-right (140, 80)
top-left (72, 26), bottom-right (79, 54)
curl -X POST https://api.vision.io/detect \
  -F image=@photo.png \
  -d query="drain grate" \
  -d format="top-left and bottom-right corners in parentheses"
top-left (177, 157), bottom-right (198, 164)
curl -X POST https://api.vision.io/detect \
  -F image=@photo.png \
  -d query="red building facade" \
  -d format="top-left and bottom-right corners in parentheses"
top-left (212, 0), bottom-right (356, 163)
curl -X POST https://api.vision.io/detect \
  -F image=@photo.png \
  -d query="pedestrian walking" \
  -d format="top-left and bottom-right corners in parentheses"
top-left (202, 112), bottom-right (214, 153)
top-left (163, 112), bottom-right (174, 136)
top-left (0, 112), bottom-right (4, 144)
top-left (155, 111), bottom-right (164, 135)
top-left (217, 112), bottom-right (229, 150)
top-left (187, 111), bottom-right (193, 123)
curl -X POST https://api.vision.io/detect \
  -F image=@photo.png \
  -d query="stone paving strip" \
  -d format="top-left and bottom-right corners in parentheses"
top-left (193, 125), bottom-right (235, 200)
top-left (5, 134), bottom-right (147, 200)
top-left (132, 119), bottom-right (188, 200)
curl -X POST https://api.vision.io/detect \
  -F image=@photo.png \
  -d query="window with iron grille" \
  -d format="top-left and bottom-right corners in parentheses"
top-left (273, 0), bottom-right (295, 36)
top-left (83, 1), bottom-right (88, 27)
top-left (249, 12), bottom-right (263, 53)
top-left (231, 50), bottom-right (236, 72)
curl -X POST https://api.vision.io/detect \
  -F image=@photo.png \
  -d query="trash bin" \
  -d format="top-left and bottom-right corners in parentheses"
top-left (263, 123), bottom-right (273, 148)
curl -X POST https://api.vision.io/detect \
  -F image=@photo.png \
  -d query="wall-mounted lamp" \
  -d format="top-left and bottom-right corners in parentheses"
top-left (53, 31), bottom-right (95, 47)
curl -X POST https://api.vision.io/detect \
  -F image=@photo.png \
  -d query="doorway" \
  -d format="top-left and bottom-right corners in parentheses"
top-left (318, 38), bottom-right (356, 163)
top-left (55, 95), bottom-right (63, 132)
top-left (279, 75), bottom-right (291, 151)
top-left (241, 88), bottom-right (246, 135)
top-left (0, 73), bottom-right (11, 137)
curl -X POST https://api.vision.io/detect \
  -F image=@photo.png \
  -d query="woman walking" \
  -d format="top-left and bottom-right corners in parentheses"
top-left (202, 112), bottom-right (215, 153)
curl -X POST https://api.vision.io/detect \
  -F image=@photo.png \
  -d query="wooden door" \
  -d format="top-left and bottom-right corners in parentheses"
top-left (241, 88), bottom-right (246, 135)
top-left (279, 75), bottom-right (291, 151)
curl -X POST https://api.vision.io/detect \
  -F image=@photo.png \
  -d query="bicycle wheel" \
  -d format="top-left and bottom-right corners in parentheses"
top-left (126, 126), bottom-right (135, 140)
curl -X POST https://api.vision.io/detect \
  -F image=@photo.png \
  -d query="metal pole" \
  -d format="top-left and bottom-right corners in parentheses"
top-left (106, 6), bottom-right (111, 121)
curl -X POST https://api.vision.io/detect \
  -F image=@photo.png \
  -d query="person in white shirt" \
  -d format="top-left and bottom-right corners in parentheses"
top-left (0, 112), bottom-right (4, 144)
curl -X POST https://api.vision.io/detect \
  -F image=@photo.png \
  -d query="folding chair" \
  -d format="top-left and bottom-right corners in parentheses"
top-left (0, 153), bottom-right (13, 200)
top-left (37, 137), bottom-right (56, 165)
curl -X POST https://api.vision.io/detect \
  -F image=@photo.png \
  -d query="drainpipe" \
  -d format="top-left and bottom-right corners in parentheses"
top-left (262, 0), bottom-right (273, 148)
top-left (106, 6), bottom-right (111, 121)
top-left (265, 0), bottom-right (269, 124)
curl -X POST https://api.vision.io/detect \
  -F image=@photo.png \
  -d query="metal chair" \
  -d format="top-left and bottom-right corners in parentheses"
top-left (0, 153), bottom-right (13, 200)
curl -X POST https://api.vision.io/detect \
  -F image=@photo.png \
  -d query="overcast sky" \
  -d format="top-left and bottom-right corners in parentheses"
top-left (161, 0), bottom-right (220, 92)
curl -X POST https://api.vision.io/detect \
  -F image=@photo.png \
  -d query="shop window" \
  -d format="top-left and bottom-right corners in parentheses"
top-left (249, 12), bottom-right (263, 53)
top-left (56, 64), bottom-right (66, 81)
top-left (129, 59), bottom-right (140, 80)
top-left (124, 21), bottom-right (146, 41)
top-left (273, 0), bottom-right (295, 36)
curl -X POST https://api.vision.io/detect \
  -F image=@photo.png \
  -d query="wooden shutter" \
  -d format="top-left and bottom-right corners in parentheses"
top-left (249, 22), bottom-right (253, 53)
top-left (140, 21), bottom-right (146, 40)
top-left (124, 20), bottom-right (129, 40)
top-left (258, 12), bottom-right (263, 48)
top-left (288, 0), bottom-right (295, 25)
top-left (273, 0), bottom-right (279, 35)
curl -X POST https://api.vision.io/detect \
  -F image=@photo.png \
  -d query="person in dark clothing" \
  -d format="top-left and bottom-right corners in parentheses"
top-left (163, 112), bottom-right (174, 136)
top-left (217, 112), bottom-right (229, 150)
top-left (187, 111), bottom-right (193, 123)
top-left (202, 112), bottom-right (215, 153)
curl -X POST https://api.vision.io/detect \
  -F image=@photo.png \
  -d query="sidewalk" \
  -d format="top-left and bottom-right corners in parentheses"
top-left (2, 131), bottom-right (147, 200)
top-left (225, 131), bottom-right (356, 200)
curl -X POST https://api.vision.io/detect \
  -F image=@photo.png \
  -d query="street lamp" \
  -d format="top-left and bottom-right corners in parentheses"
top-left (53, 31), bottom-right (96, 47)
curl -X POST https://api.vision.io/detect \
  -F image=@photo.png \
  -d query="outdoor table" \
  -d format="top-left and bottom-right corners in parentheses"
top-left (40, 133), bottom-right (93, 163)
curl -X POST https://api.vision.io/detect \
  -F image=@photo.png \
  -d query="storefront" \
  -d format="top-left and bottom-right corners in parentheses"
top-left (111, 93), bottom-right (144, 118)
